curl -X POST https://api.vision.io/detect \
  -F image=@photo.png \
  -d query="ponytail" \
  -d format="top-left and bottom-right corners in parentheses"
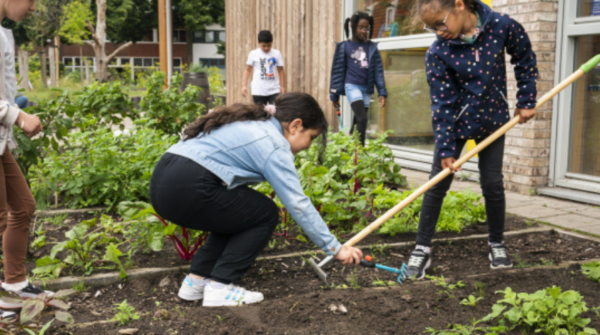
top-left (183, 92), bottom-right (329, 161)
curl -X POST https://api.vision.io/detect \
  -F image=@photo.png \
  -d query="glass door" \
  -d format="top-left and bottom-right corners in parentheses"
top-left (552, 0), bottom-right (600, 193)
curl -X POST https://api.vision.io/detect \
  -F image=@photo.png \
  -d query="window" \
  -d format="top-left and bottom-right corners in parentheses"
top-left (173, 29), bottom-right (187, 43)
top-left (193, 30), bottom-right (223, 43)
top-left (199, 58), bottom-right (225, 68)
top-left (205, 31), bottom-right (215, 43)
top-left (578, 0), bottom-right (600, 17)
top-left (62, 57), bottom-right (95, 72)
top-left (386, 7), bottom-right (395, 26)
top-left (356, 0), bottom-right (421, 38)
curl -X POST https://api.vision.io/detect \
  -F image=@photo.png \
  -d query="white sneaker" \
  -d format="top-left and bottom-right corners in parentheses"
top-left (202, 282), bottom-right (264, 307)
top-left (178, 276), bottom-right (206, 301)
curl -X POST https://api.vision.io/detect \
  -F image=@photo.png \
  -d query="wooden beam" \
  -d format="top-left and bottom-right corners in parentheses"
top-left (158, 0), bottom-right (168, 83)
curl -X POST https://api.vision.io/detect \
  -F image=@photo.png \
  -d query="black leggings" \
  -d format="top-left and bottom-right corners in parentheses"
top-left (149, 153), bottom-right (279, 284)
top-left (253, 94), bottom-right (279, 105)
top-left (416, 136), bottom-right (506, 247)
top-left (350, 100), bottom-right (368, 146)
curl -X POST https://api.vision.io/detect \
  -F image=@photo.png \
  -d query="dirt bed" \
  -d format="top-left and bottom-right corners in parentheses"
top-left (39, 231), bottom-right (600, 334)
top-left (5, 212), bottom-right (538, 279)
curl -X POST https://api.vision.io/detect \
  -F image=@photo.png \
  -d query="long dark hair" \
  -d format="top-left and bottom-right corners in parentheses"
top-left (414, 0), bottom-right (477, 20)
top-left (183, 92), bottom-right (329, 159)
top-left (344, 11), bottom-right (374, 40)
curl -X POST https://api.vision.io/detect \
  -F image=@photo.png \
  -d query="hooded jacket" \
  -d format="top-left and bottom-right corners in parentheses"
top-left (426, 0), bottom-right (538, 158)
top-left (329, 40), bottom-right (388, 102)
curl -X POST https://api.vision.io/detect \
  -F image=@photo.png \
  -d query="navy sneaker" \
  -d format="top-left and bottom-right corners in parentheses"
top-left (489, 243), bottom-right (513, 269)
top-left (405, 250), bottom-right (431, 280)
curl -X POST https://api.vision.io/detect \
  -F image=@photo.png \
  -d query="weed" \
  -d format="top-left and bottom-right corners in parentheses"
top-left (42, 213), bottom-right (68, 226)
top-left (427, 275), bottom-right (466, 299)
top-left (216, 315), bottom-right (228, 322)
top-left (474, 281), bottom-right (485, 298)
top-left (460, 295), bottom-right (483, 307)
top-left (349, 268), bottom-right (361, 289)
top-left (268, 239), bottom-right (277, 249)
top-left (511, 253), bottom-right (530, 268)
top-left (112, 300), bottom-right (140, 325)
top-left (370, 242), bottom-right (389, 255)
top-left (538, 258), bottom-right (554, 266)
top-left (528, 188), bottom-right (537, 196)
top-left (155, 301), bottom-right (162, 307)
top-left (72, 280), bottom-right (88, 293)
top-left (371, 276), bottom-right (397, 287)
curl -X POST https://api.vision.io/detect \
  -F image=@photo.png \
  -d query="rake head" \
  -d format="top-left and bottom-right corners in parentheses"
top-left (308, 256), bottom-right (334, 285)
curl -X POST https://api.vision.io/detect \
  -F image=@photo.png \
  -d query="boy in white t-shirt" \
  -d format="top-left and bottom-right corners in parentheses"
top-left (241, 30), bottom-right (285, 105)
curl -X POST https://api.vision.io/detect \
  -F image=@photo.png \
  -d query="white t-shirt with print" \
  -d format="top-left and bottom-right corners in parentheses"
top-left (246, 48), bottom-right (284, 96)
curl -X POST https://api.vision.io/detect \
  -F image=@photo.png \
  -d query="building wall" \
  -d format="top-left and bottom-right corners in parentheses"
top-left (492, 0), bottom-right (559, 194)
top-left (225, 0), bottom-right (343, 128)
top-left (59, 42), bottom-right (189, 65)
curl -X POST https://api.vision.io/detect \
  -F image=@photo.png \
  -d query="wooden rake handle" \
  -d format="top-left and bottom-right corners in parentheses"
top-left (343, 54), bottom-right (600, 248)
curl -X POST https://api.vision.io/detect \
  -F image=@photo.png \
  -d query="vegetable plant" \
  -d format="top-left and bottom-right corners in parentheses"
top-left (0, 289), bottom-right (76, 334)
top-left (460, 295), bottom-right (483, 307)
top-left (112, 300), bottom-right (140, 325)
top-left (426, 275), bottom-right (466, 299)
top-left (118, 201), bottom-right (208, 260)
top-left (582, 260), bottom-right (600, 284)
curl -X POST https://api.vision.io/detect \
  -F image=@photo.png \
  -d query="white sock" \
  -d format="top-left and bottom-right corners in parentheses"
top-left (416, 245), bottom-right (431, 255)
top-left (2, 279), bottom-right (28, 292)
top-left (489, 241), bottom-right (504, 247)
top-left (208, 280), bottom-right (226, 289)
top-left (188, 275), bottom-right (208, 287)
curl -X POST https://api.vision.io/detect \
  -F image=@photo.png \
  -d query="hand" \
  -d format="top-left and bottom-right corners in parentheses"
top-left (332, 101), bottom-right (340, 110)
top-left (16, 112), bottom-right (43, 137)
top-left (280, 87), bottom-right (286, 94)
top-left (334, 245), bottom-right (363, 265)
top-left (379, 96), bottom-right (386, 108)
top-left (241, 86), bottom-right (248, 97)
top-left (441, 157), bottom-right (461, 173)
top-left (514, 108), bottom-right (536, 124)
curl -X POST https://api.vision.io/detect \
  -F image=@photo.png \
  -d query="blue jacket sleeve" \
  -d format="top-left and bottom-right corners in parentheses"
top-left (329, 42), bottom-right (344, 102)
top-left (373, 49), bottom-right (388, 98)
top-left (506, 17), bottom-right (538, 110)
top-left (262, 148), bottom-right (342, 256)
top-left (425, 49), bottom-right (460, 158)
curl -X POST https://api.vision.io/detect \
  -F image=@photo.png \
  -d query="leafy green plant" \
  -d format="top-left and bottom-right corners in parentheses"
top-left (118, 201), bottom-right (208, 260)
top-left (427, 275), bottom-right (466, 299)
top-left (112, 300), bottom-right (140, 325)
top-left (29, 126), bottom-right (177, 209)
top-left (371, 276), bottom-right (397, 287)
top-left (139, 71), bottom-right (205, 136)
top-left (582, 260), bottom-right (600, 284)
top-left (460, 295), bottom-right (483, 307)
top-left (480, 286), bottom-right (598, 334)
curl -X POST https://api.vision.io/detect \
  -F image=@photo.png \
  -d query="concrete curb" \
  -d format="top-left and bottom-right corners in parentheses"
top-left (34, 227), bottom-right (556, 291)
top-left (34, 207), bottom-right (107, 218)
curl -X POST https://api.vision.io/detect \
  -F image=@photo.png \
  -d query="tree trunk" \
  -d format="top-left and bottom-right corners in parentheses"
top-left (186, 29), bottom-right (193, 68)
top-left (48, 43), bottom-right (57, 87)
top-left (39, 49), bottom-right (48, 89)
top-left (17, 49), bottom-right (30, 91)
top-left (87, 0), bottom-right (132, 83)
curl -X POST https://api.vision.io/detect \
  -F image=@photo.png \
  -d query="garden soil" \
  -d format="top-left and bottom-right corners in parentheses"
top-left (33, 231), bottom-right (600, 334)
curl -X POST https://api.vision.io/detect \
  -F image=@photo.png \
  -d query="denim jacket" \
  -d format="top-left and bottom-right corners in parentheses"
top-left (167, 117), bottom-right (342, 256)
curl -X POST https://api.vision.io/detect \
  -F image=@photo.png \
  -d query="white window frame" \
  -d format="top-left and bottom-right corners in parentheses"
top-left (341, 0), bottom-right (481, 173)
top-left (549, 0), bottom-right (600, 193)
top-left (385, 7), bottom-right (395, 26)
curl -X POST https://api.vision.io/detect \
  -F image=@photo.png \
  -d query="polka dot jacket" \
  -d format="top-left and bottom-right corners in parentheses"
top-left (425, 1), bottom-right (538, 158)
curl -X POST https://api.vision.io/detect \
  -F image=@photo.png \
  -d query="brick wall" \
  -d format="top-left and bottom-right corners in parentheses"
top-left (492, 0), bottom-right (559, 194)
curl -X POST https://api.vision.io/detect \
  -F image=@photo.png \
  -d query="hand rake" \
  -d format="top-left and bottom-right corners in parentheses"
top-left (360, 255), bottom-right (410, 284)
top-left (309, 54), bottom-right (600, 285)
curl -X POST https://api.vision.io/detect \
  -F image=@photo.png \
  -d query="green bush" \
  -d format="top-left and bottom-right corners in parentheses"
top-left (29, 126), bottom-right (177, 209)
top-left (139, 71), bottom-right (205, 136)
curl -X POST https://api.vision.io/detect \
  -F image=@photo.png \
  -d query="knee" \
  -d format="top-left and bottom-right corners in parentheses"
top-left (355, 113), bottom-right (368, 124)
top-left (10, 198), bottom-right (36, 224)
top-left (480, 177), bottom-right (504, 197)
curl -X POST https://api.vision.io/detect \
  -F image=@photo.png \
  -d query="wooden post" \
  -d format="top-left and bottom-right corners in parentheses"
top-left (158, 0), bottom-right (168, 85)
top-left (54, 36), bottom-right (60, 83)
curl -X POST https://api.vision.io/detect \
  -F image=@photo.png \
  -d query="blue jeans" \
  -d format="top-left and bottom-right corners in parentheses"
top-left (15, 96), bottom-right (28, 109)
top-left (344, 83), bottom-right (371, 107)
